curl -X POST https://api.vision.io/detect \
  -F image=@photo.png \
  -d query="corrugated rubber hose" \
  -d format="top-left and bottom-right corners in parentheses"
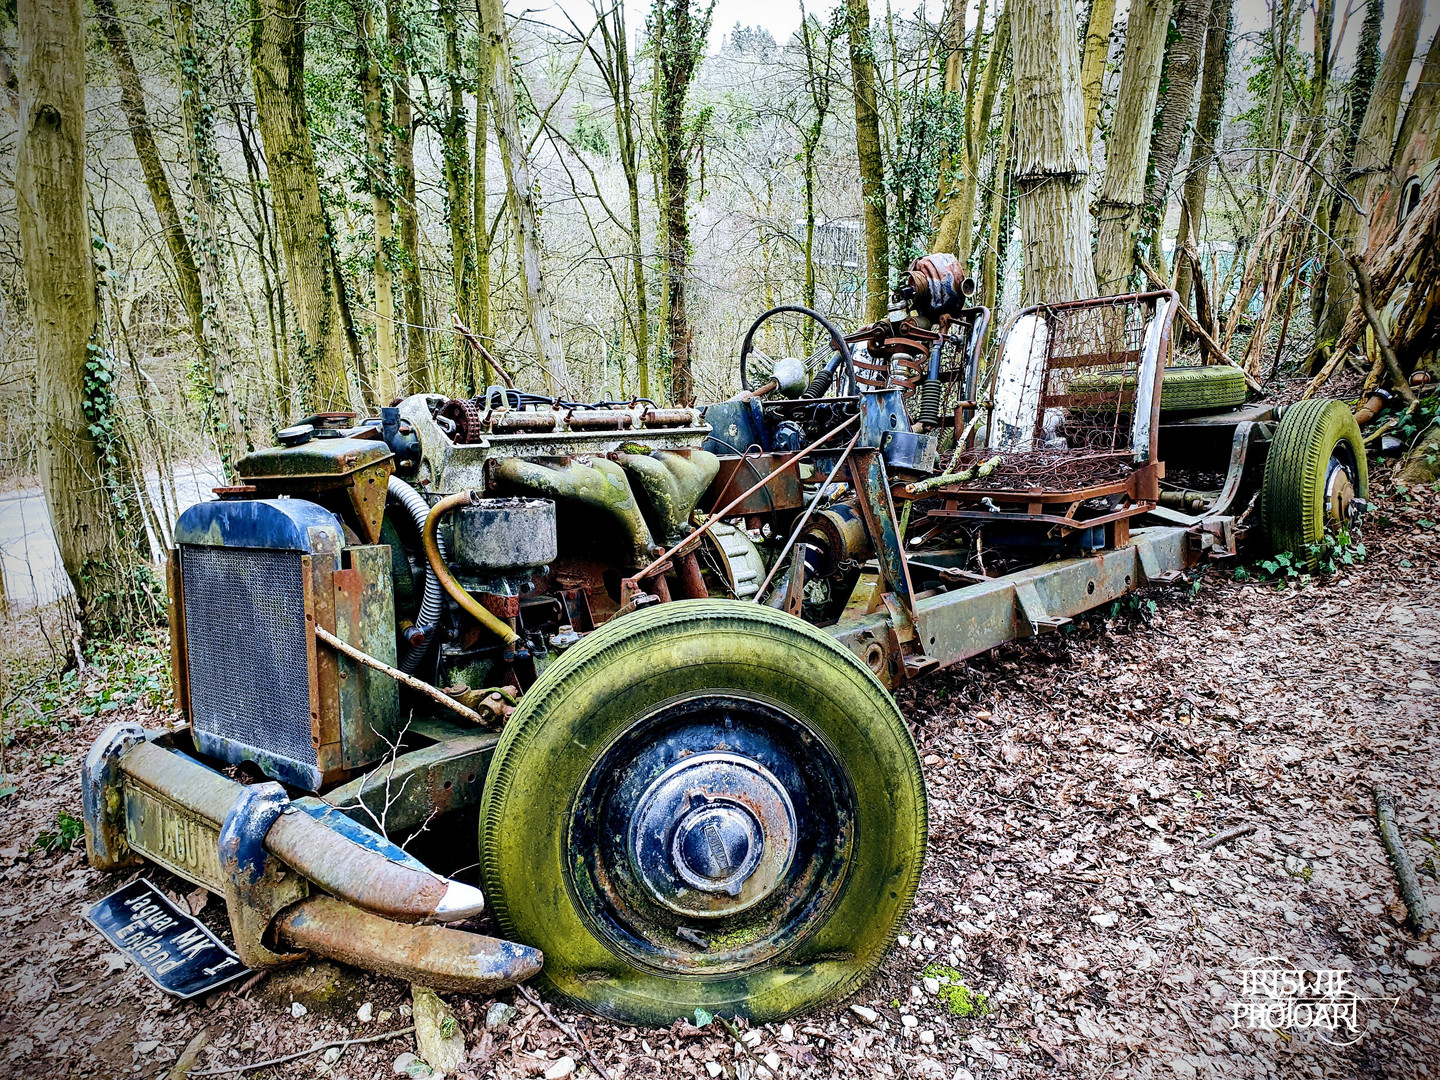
top-left (423, 491), bottom-right (522, 647)
top-left (388, 476), bottom-right (446, 672)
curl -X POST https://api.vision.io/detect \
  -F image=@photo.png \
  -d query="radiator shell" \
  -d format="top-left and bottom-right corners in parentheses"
top-left (170, 498), bottom-right (399, 790)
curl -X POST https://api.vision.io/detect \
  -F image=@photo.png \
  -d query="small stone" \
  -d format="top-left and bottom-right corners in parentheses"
top-left (901, 1014), bottom-right (919, 1029)
top-left (923, 977), bottom-right (940, 994)
top-left (1405, 949), bottom-right (1435, 967)
top-left (953, 1070), bottom-right (977, 1080)
top-left (134, 1041), bottom-right (159, 1055)
top-left (922, 936), bottom-right (936, 951)
top-left (897, 934), bottom-right (912, 948)
top-left (850, 1004), bottom-right (879, 1025)
top-left (779, 1023), bottom-right (794, 1041)
top-left (920, 1030), bottom-right (935, 1044)
top-left (357, 1002), bottom-right (373, 1023)
top-left (544, 1057), bottom-right (576, 1079)
top-left (756, 1068), bottom-right (773, 1080)
top-left (764, 1050), bottom-right (782, 1070)
top-left (393, 1052), bottom-right (420, 1076)
top-left (322, 1047), bottom-right (342, 1064)
top-left (1089, 912), bottom-right (1119, 928)
top-left (290, 1002), bottom-right (307, 1018)
top-left (742, 1029), bottom-right (763, 1047)
top-left (379, 1010), bottom-right (394, 1024)
top-left (705, 1063), bottom-right (723, 1078)
top-left (485, 1001), bottom-right (518, 1030)
top-left (412, 985), bottom-right (465, 1076)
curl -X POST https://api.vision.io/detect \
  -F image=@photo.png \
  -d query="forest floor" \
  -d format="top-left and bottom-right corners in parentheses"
top-left (1, 468), bottom-right (1437, 1080)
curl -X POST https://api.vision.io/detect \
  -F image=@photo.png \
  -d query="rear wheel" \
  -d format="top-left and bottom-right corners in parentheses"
top-left (1261, 398), bottom-right (1367, 562)
top-left (479, 599), bottom-right (926, 1024)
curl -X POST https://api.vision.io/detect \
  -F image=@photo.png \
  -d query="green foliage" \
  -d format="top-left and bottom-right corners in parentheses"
top-left (693, 1007), bottom-right (713, 1027)
top-left (922, 964), bottom-right (989, 1018)
top-left (35, 810), bottom-right (84, 853)
top-left (883, 85), bottom-right (966, 272)
top-left (1247, 527), bottom-right (1365, 583)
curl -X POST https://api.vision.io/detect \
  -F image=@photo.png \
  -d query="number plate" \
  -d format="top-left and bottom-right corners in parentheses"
top-left (87, 878), bottom-right (247, 999)
top-left (124, 782), bottom-right (225, 892)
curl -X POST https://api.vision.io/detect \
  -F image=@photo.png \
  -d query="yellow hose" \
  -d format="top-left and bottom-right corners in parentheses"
top-left (422, 490), bottom-right (521, 647)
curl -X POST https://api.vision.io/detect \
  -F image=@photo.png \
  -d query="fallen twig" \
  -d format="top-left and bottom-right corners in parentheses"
top-left (1197, 823), bottom-right (1256, 850)
top-left (314, 625), bottom-right (484, 725)
top-left (187, 1025), bottom-right (415, 1077)
top-left (516, 983), bottom-right (613, 1080)
top-left (1349, 256), bottom-right (1420, 406)
top-left (1372, 785), bottom-right (1432, 934)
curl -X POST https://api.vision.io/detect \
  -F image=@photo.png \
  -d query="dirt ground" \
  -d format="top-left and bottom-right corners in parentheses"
top-left (1, 470), bottom-right (1437, 1080)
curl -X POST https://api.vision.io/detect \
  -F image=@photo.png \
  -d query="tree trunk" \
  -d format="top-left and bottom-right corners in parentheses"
top-left (357, 3), bottom-right (396, 402)
top-left (1092, 0), bottom-right (1171, 295)
top-left (980, 79), bottom-right (1013, 310)
top-left (1143, 0), bottom-right (1212, 268)
top-left (1317, 0), bottom-right (1385, 342)
top-left (934, 2), bottom-right (1009, 266)
top-left (1173, 0), bottom-right (1231, 314)
top-left (175, 0), bottom-right (246, 470)
top-left (93, 0), bottom-right (204, 346)
top-left (1322, 0), bottom-right (1423, 339)
top-left (472, 29), bottom-right (493, 386)
top-left (389, 0), bottom-right (428, 394)
top-left (478, 0), bottom-right (570, 395)
top-left (17, 0), bottom-right (146, 636)
top-left (846, 0), bottom-right (889, 321)
top-left (251, 0), bottom-right (355, 412)
top-left (1079, 0), bottom-right (1117, 152)
top-left (441, 0), bottom-right (478, 392)
top-left (650, 0), bottom-right (710, 405)
top-left (1012, 0), bottom-right (1096, 305)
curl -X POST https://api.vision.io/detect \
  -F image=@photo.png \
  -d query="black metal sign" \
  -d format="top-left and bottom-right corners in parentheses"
top-left (86, 878), bottom-right (249, 999)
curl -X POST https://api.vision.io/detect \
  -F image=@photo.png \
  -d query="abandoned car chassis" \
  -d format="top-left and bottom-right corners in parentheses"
top-left (81, 282), bottom-right (1366, 1023)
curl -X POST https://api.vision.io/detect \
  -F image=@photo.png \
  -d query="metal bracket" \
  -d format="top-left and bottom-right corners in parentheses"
top-left (1137, 538), bottom-right (1184, 583)
top-left (217, 782), bottom-right (308, 969)
top-left (81, 721), bottom-right (147, 871)
top-left (1014, 581), bottom-right (1071, 635)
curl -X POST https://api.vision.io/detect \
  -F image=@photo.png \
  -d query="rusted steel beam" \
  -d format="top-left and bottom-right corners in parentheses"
top-left (276, 896), bottom-right (543, 994)
top-left (828, 526), bottom-right (1193, 686)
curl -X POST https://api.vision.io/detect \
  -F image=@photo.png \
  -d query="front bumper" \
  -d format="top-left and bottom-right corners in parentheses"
top-left (81, 722), bottom-right (542, 993)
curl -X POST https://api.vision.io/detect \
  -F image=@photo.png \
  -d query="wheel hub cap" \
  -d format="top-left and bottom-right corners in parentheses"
top-left (1325, 454), bottom-right (1358, 524)
top-left (629, 752), bottom-right (797, 918)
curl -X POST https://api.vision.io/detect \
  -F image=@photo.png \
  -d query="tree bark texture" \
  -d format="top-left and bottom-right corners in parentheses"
top-left (17, 0), bottom-right (141, 634)
top-left (358, 3), bottom-right (396, 402)
top-left (388, 0), bottom-right (427, 393)
top-left (441, 0), bottom-right (478, 392)
top-left (1173, 0), bottom-right (1231, 313)
top-left (479, 0), bottom-right (571, 395)
top-left (1079, 0), bottom-right (1117, 152)
top-left (251, 0), bottom-right (355, 412)
top-left (846, 0), bottom-right (889, 321)
top-left (473, 29), bottom-right (493, 386)
top-left (1092, 0), bottom-right (1171, 295)
top-left (1012, 0), bottom-right (1096, 305)
top-left (1145, 0), bottom-right (1212, 222)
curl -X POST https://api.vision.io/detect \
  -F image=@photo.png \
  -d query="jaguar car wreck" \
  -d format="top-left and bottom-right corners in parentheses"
top-left (81, 256), bottom-right (1368, 1024)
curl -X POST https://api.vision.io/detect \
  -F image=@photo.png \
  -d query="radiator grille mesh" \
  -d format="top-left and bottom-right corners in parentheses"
top-left (181, 545), bottom-right (316, 773)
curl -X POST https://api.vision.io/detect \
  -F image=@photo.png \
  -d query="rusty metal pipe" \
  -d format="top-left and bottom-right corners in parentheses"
top-left (276, 896), bottom-right (543, 994)
top-left (754, 428), bottom-right (862, 602)
top-left (422, 491), bottom-right (521, 646)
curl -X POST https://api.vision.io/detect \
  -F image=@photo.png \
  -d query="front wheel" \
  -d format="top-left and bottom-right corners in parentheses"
top-left (479, 600), bottom-right (927, 1024)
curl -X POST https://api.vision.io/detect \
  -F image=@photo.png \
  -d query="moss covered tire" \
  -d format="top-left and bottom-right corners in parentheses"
top-left (1261, 398), bottom-right (1368, 562)
top-left (479, 599), bottom-right (927, 1024)
top-left (1157, 364), bottom-right (1248, 413)
top-left (1070, 364), bottom-right (1248, 414)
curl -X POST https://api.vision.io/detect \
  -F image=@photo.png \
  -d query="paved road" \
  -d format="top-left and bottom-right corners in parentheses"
top-left (0, 462), bottom-right (224, 611)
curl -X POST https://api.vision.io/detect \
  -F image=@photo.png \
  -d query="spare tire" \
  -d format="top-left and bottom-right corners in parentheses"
top-left (1070, 364), bottom-right (1248, 415)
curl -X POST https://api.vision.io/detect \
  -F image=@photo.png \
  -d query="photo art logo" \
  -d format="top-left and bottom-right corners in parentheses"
top-left (1229, 956), bottom-right (1395, 1046)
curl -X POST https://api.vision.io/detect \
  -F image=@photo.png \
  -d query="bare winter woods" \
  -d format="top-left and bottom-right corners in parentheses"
top-left (0, 0), bottom-right (1438, 636)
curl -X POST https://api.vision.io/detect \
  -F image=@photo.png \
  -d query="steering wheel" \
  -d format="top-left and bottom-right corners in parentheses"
top-left (738, 305), bottom-right (858, 397)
